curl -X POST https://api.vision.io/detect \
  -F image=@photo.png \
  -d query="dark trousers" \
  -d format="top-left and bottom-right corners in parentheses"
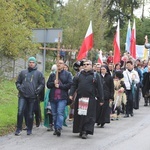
top-left (17, 97), bottom-right (35, 130)
top-left (126, 90), bottom-right (133, 115)
top-left (33, 100), bottom-right (41, 126)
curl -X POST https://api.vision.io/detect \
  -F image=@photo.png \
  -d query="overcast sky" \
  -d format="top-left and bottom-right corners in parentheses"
top-left (62, 0), bottom-right (150, 18)
top-left (134, 4), bottom-right (150, 18)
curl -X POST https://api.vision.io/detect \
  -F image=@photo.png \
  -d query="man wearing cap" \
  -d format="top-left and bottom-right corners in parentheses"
top-left (15, 56), bottom-right (45, 136)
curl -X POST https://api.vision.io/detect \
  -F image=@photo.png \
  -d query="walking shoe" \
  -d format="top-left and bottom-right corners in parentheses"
top-left (97, 123), bottom-right (100, 126)
top-left (53, 130), bottom-right (57, 135)
top-left (15, 129), bottom-right (21, 136)
top-left (82, 131), bottom-right (87, 139)
top-left (36, 121), bottom-right (40, 127)
top-left (100, 123), bottom-right (105, 128)
top-left (27, 130), bottom-right (32, 135)
top-left (79, 132), bottom-right (82, 137)
top-left (56, 129), bottom-right (61, 137)
top-left (124, 114), bottom-right (129, 118)
top-left (130, 113), bottom-right (134, 117)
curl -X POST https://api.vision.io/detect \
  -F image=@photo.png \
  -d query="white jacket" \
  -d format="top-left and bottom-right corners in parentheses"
top-left (123, 69), bottom-right (140, 90)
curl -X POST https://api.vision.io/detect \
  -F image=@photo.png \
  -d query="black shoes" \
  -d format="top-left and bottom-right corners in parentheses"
top-left (27, 130), bottom-right (32, 135)
top-left (15, 129), bottom-right (32, 136)
top-left (124, 114), bottom-right (129, 118)
top-left (15, 129), bottom-right (21, 136)
top-left (144, 103), bottom-right (148, 106)
top-left (100, 123), bottom-right (105, 128)
top-left (130, 113), bottom-right (134, 117)
top-left (56, 129), bottom-right (61, 136)
top-left (79, 132), bottom-right (82, 137)
top-left (79, 131), bottom-right (87, 139)
top-left (53, 129), bottom-right (61, 136)
top-left (81, 131), bottom-right (87, 139)
top-left (53, 130), bottom-right (57, 135)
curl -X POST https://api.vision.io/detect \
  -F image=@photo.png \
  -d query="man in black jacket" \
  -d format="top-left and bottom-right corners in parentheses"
top-left (47, 60), bottom-right (73, 137)
top-left (15, 57), bottom-right (45, 136)
top-left (69, 60), bottom-right (104, 139)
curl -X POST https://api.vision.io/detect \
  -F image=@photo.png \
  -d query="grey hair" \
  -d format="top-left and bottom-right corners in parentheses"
top-left (51, 64), bottom-right (57, 72)
top-left (84, 60), bottom-right (92, 65)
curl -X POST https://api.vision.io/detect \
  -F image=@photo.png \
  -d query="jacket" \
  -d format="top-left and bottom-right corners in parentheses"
top-left (47, 70), bottom-right (73, 101)
top-left (16, 66), bottom-right (45, 99)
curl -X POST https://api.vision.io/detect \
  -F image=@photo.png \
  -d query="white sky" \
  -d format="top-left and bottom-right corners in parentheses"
top-left (134, 3), bottom-right (150, 18)
top-left (63, 0), bottom-right (150, 18)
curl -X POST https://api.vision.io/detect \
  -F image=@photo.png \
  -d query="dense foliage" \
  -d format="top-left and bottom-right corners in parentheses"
top-left (0, 0), bottom-right (150, 61)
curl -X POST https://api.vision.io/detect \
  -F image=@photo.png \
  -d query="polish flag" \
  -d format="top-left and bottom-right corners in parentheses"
top-left (113, 20), bottom-right (120, 64)
top-left (130, 19), bottom-right (136, 59)
top-left (97, 50), bottom-right (103, 64)
top-left (77, 21), bottom-right (93, 60)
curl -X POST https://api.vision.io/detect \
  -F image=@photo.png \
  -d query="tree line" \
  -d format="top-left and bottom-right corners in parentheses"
top-left (0, 0), bottom-right (150, 62)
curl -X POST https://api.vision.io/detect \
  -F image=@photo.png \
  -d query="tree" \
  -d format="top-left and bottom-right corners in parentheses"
top-left (0, 0), bottom-right (53, 59)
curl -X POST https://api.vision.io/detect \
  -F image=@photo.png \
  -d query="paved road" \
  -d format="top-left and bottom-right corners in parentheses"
top-left (0, 99), bottom-right (150, 150)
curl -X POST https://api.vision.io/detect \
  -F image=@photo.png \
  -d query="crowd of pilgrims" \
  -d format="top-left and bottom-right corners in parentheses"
top-left (42, 50), bottom-right (150, 139)
top-left (16, 51), bottom-right (150, 139)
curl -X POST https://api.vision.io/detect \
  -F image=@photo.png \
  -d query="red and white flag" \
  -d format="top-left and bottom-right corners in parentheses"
top-left (97, 50), bottom-right (103, 64)
top-left (113, 20), bottom-right (120, 64)
top-left (77, 21), bottom-right (93, 60)
top-left (130, 19), bottom-right (136, 59)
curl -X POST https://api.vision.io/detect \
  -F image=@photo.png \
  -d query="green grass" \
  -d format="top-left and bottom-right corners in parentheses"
top-left (0, 78), bottom-right (45, 136)
top-left (0, 73), bottom-right (49, 136)
top-left (0, 79), bottom-right (18, 136)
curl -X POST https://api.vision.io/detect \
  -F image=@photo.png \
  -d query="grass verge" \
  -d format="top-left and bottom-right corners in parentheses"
top-left (0, 79), bottom-right (18, 136)
top-left (0, 79), bottom-right (44, 136)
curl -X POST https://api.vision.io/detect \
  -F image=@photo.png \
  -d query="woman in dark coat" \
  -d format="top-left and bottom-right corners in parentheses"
top-left (142, 66), bottom-right (150, 104)
top-left (96, 65), bottom-right (114, 128)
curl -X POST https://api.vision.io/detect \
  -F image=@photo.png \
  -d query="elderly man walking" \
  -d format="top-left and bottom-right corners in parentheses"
top-left (69, 60), bottom-right (104, 139)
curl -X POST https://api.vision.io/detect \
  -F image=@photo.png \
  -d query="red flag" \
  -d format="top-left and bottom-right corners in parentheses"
top-left (97, 50), bottom-right (103, 64)
top-left (130, 19), bottom-right (136, 59)
top-left (113, 20), bottom-right (120, 64)
top-left (77, 21), bottom-right (93, 60)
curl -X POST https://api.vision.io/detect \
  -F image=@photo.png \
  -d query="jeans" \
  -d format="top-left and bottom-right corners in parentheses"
top-left (17, 97), bottom-right (35, 131)
top-left (50, 100), bottom-right (67, 130)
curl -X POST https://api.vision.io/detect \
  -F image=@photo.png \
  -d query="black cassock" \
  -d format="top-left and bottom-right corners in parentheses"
top-left (69, 70), bottom-right (104, 135)
top-left (96, 73), bottom-right (114, 125)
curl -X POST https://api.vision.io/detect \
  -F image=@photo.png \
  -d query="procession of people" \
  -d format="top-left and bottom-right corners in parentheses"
top-left (14, 51), bottom-right (150, 140)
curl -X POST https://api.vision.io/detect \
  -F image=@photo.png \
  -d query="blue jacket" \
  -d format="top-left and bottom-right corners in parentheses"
top-left (47, 70), bottom-right (73, 101)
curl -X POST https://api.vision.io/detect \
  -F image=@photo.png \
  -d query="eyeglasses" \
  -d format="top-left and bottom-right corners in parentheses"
top-left (83, 63), bottom-right (90, 66)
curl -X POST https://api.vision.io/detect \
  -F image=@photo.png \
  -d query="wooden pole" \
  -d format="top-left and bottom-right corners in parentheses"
top-left (39, 47), bottom-right (78, 52)
top-left (56, 33), bottom-right (61, 82)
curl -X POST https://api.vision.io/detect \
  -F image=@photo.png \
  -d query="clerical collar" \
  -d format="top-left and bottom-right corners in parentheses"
top-left (101, 73), bottom-right (105, 77)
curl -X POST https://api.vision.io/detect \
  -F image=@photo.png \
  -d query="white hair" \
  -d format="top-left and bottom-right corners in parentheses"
top-left (51, 64), bottom-right (57, 72)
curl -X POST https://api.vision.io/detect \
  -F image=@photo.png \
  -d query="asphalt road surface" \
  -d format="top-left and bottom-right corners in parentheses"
top-left (0, 99), bottom-right (150, 150)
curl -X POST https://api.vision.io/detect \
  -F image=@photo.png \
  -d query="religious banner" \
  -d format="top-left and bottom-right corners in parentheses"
top-left (78, 97), bottom-right (89, 115)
